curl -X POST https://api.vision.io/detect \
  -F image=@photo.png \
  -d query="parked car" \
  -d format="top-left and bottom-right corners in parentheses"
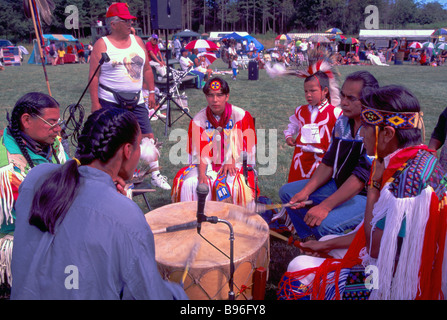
top-left (0, 39), bottom-right (13, 47)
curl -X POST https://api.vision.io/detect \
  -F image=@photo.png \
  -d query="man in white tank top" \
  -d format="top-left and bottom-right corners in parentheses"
top-left (88, 3), bottom-right (171, 190)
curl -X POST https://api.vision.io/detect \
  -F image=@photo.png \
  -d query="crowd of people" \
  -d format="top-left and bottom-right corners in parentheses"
top-left (0, 2), bottom-right (446, 301)
top-left (44, 40), bottom-right (92, 66)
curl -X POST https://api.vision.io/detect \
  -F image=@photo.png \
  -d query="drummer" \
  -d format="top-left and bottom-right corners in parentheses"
top-left (171, 77), bottom-right (258, 209)
top-left (10, 108), bottom-right (188, 300)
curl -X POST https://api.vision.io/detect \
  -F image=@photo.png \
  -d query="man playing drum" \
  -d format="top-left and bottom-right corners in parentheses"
top-left (171, 77), bottom-right (258, 209)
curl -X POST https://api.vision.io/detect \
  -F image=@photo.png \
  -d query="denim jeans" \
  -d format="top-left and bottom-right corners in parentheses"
top-left (279, 179), bottom-right (366, 240)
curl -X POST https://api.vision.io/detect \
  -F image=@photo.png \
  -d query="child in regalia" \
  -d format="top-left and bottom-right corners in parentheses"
top-left (283, 61), bottom-right (342, 182)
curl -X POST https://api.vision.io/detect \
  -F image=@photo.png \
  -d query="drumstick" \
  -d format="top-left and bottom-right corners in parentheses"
top-left (226, 209), bottom-right (269, 232)
top-left (181, 237), bottom-right (201, 287)
top-left (255, 200), bottom-right (313, 213)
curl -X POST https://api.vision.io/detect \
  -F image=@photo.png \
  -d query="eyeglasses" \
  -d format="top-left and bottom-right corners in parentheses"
top-left (35, 114), bottom-right (64, 129)
top-left (115, 18), bottom-right (133, 25)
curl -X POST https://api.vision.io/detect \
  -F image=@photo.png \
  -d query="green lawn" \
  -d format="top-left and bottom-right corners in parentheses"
top-left (1, 59), bottom-right (446, 210)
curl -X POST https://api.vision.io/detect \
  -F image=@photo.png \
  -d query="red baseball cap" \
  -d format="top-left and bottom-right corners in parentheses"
top-left (106, 3), bottom-right (137, 20)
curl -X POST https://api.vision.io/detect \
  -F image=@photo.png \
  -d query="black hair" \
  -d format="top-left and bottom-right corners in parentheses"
top-left (202, 77), bottom-right (230, 95)
top-left (8, 92), bottom-right (60, 169)
top-left (361, 85), bottom-right (422, 148)
top-left (304, 71), bottom-right (330, 101)
top-left (345, 70), bottom-right (379, 100)
top-left (29, 108), bottom-right (140, 234)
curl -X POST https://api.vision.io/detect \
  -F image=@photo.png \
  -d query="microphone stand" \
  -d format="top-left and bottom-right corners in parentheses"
top-left (196, 184), bottom-right (235, 300)
top-left (60, 52), bottom-right (110, 145)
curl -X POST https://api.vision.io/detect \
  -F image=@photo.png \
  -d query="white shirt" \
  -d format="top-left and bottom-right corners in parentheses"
top-left (179, 55), bottom-right (193, 71)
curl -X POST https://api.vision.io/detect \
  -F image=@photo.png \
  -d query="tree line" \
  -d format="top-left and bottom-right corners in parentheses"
top-left (1, 0), bottom-right (446, 43)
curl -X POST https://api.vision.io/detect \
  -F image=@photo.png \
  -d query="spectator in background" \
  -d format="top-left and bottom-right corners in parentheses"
top-left (146, 34), bottom-right (167, 78)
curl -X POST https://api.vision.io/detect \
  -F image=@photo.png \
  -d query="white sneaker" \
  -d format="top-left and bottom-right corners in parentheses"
top-left (156, 110), bottom-right (166, 119)
top-left (148, 109), bottom-right (158, 121)
top-left (151, 174), bottom-right (171, 190)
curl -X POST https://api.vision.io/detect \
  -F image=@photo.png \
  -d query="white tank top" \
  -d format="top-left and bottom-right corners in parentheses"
top-left (99, 34), bottom-right (145, 104)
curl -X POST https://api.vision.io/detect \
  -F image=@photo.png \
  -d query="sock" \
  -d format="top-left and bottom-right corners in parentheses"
top-left (150, 161), bottom-right (160, 177)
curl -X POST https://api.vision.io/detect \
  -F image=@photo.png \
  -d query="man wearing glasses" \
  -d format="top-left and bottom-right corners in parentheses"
top-left (279, 71), bottom-right (379, 242)
top-left (0, 92), bottom-right (68, 290)
top-left (88, 3), bottom-right (171, 190)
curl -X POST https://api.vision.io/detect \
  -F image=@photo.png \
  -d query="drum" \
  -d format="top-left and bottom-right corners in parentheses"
top-left (145, 201), bottom-right (270, 300)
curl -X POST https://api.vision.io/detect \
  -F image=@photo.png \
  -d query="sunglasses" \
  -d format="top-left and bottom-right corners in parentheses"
top-left (35, 114), bottom-right (64, 129)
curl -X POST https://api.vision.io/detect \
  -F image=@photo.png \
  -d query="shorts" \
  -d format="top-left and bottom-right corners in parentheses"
top-left (99, 98), bottom-right (153, 135)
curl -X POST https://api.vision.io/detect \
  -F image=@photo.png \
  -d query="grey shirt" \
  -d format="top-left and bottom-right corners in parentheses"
top-left (11, 163), bottom-right (187, 300)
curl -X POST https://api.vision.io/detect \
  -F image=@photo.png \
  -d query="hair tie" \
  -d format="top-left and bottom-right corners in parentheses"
top-left (73, 158), bottom-right (81, 166)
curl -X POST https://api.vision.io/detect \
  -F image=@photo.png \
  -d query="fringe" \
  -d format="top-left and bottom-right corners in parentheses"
top-left (368, 183), bottom-right (432, 300)
top-left (0, 234), bottom-right (13, 286)
top-left (0, 164), bottom-right (15, 226)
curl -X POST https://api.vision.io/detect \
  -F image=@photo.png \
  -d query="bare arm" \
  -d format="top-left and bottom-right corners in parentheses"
top-left (136, 36), bottom-right (156, 109)
top-left (88, 38), bottom-right (106, 113)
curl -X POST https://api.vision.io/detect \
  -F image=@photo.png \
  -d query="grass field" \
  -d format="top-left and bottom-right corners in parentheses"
top-left (1, 55), bottom-right (446, 300)
top-left (1, 58), bottom-right (446, 208)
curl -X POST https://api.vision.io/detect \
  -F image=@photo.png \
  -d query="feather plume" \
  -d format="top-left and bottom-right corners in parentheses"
top-left (265, 47), bottom-right (341, 107)
top-left (140, 137), bottom-right (160, 164)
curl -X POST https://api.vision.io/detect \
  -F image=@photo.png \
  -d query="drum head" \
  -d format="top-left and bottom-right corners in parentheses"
top-left (145, 201), bottom-right (269, 269)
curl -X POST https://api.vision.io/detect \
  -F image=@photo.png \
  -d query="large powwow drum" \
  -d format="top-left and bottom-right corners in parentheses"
top-left (145, 201), bottom-right (270, 300)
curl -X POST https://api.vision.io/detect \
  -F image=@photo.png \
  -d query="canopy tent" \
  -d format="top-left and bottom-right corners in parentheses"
top-left (172, 29), bottom-right (201, 40)
top-left (28, 34), bottom-right (78, 64)
top-left (220, 32), bottom-right (246, 42)
top-left (243, 35), bottom-right (264, 52)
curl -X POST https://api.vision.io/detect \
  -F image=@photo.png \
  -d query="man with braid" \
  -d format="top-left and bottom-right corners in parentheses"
top-left (0, 92), bottom-right (68, 289)
top-left (11, 108), bottom-right (187, 299)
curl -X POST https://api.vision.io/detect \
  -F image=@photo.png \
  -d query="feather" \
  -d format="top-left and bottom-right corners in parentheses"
top-left (140, 137), bottom-right (160, 164)
top-left (23, 0), bottom-right (55, 25)
top-left (181, 236), bottom-right (201, 287)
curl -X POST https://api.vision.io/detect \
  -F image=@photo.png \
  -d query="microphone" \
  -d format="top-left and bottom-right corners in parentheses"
top-left (196, 183), bottom-right (209, 234)
top-left (242, 151), bottom-right (248, 182)
top-left (100, 52), bottom-right (110, 64)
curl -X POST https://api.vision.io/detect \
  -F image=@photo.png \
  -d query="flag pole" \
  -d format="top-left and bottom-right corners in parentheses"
top-left (29, 0), bottom-right (52, 96)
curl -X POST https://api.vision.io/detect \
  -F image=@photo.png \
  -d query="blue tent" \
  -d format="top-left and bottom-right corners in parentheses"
top-left (244, 35), bottom-right (264, 52)
top-left (220, 32), bottom-right (246, 41)
top-left (28, 34), bottom-right (78, 64)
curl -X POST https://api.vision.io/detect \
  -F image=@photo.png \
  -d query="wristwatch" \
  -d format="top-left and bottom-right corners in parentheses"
top-left (370, 180), bottom-right (381, 191)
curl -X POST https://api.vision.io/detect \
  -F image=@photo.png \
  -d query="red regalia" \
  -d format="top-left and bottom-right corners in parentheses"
top-left (286, 100), bottom-right (341, 182)
top-left (171, 104), bottom-right (259, 208)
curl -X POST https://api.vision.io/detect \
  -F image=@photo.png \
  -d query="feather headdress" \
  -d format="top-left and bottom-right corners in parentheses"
top-left (265, 48), bottom-right (341, 107)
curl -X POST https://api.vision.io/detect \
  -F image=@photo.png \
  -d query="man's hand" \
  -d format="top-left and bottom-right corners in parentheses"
top-left (148, 93), bottom-right (156, 109)
top-left (289, 191), bottom-right (310, 209)
top-left (114, 176), bottom-right (128, 196)
top-left (303, 204), bottom-right (330, 228)
top-left (299, 239), bottom-right (331, 257)
top-left (219, 163), bottom-right (238, 177)
top-left (286, 137), bottom-right (295, 147)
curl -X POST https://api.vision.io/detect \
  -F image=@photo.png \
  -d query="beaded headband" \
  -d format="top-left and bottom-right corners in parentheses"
top-left (361, 106), bottom-right (424, 130)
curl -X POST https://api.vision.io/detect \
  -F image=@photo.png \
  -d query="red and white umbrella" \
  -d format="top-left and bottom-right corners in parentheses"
top-left (197, 52), bottom-right (217, 65)
top-left (184, 39), bottom-right (218, 51)
top-left (409, 42), bottom-right (422, 49)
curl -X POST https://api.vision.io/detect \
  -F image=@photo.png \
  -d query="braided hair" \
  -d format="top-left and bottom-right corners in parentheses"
top-left (8, 92), bottom-right (60, 168)
top-left (29, 107), bottom-right (140, 234)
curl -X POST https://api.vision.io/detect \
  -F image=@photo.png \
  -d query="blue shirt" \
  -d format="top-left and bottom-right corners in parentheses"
top-left (11, 163), bottom-right (188, 300)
